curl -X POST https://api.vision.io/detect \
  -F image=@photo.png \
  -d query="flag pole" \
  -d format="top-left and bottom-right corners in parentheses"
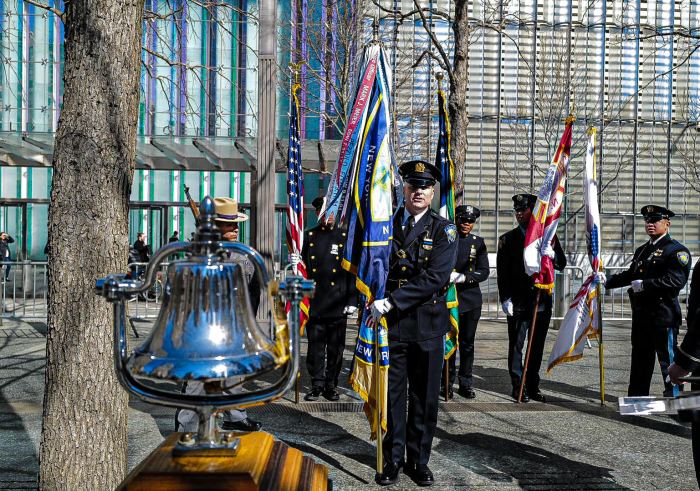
top-left (289, 61), bottom-right (304, 405)
top-left (374, 313), bottom-right (383, 474)
top-left (597, 283), bottom-right (606, 406)
top-left (518, 289), bottom-right (542, 403)
top-left (444, 362), bottom-right (449, 402)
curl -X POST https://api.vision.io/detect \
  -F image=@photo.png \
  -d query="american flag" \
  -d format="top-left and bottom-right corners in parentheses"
top-left (285, 84), bottom-right (310, 332)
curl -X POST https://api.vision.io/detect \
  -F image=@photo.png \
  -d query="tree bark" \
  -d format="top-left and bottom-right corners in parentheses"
top-left (39, 1), bottom-right (144, 488)
top-left (449, 0), bottom-right (469, 205)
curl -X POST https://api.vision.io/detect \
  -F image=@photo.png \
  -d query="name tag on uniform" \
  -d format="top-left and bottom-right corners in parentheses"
top-left (422, 238), bottom-right (433, 251)
top-left (331, 244), bottom-right (339, 255)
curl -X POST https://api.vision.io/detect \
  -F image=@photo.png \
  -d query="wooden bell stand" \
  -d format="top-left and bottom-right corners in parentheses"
top-left (118, 431), bottom-right (329, 490)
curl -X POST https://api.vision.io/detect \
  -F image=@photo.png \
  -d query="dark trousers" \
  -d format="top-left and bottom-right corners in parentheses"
top-left (305, 317), bottom-right (347, 389)
top-left (383, 336), bottom-right (443, 466)
top-left (507, 308), bottom-right (551, 391)
top-left (628, 323), bottom-right (679, 397)
top-left (445, 308), bottom-right (481, 389)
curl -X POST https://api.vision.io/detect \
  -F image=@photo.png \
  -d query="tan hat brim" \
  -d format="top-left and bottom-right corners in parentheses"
top-left (215, 212), bottom-right (249, 223)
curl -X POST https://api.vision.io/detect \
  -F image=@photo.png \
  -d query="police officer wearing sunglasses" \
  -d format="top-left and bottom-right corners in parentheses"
top-left (604, 205), bottom-right (692, 397)
top-left (372, 160), bottom-right (458, 487)
top-left (441, 205), bottom-right (489, 400)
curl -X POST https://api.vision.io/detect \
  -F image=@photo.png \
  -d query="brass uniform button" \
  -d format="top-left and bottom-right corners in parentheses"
top-left (310, 243), bottom-right (314, 247)
top-left (311, 256), bottom-right (316, 260)
top-left (332, 268), bottom-right (337, 273)
top-left (401, 266), bottom-right (407, 271)
top-left (342, 232), bottom-right (346, 237)
top-left (313, 268), bottom-right (317, 272)
top-left (335, 256), bottom-right (339, 260)
top-left (331, 282), bottom-right (335, 286)
top-left (309, 231), bottom-right (314, 236)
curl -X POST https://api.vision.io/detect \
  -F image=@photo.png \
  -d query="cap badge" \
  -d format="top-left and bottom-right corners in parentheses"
top-left (415, 162), bottom-right (425, 173)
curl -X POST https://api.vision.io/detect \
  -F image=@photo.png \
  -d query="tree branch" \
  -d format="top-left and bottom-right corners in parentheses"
top-left (23, 0), bottom-right (64, 21)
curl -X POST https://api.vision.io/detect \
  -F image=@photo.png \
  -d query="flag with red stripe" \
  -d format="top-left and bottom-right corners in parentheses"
top-left (285, 81), bottom-right (310, 333)
top-left (523, 116), bottom-right (574, 292)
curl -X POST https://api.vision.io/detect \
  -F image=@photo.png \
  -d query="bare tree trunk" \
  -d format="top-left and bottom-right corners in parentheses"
top-left (449, 0), bottom-right (469, 204)
top-left (39, 1), bottom-right (144, 488)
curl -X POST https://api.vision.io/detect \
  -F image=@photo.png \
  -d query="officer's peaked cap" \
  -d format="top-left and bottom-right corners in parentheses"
top-left (455, 204), bottom-right (480, 221)
top-left (399, 160), bottom-right (442, 187)
top-left (312, 196), bottom-right (325, 211)
top-left (641, 204), bottom-right (675, 220)
top-left (512, 193), bottom-right (537, 210)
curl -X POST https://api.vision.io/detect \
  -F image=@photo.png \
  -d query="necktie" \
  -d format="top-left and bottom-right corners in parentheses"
top-left (405, 215), bottom-right (415, 236)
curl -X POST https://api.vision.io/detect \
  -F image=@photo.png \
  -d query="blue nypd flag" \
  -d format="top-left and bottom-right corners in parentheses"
top-left (342, 44), bottom-right (395, 440)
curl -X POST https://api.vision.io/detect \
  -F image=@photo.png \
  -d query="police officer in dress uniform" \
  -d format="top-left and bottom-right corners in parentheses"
top-left (177, 197), bottom-right (262, 433)
top-left (669, 258), bottom-right (700, 486)
top-left (497, 193), bottom-right (567, 403)
top-left (294, 197), bottom-right (358, 402)
top-left (605, 205), bottom-right (691, 397)
top-left (371, 160), bottom-right (458, 487)
top-left (441, 205), bottom-right (490, 399)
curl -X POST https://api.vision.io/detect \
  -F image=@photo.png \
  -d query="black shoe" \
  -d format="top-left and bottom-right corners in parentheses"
top-left (458, 387), bottom-right (476, 399)
top-left (375, 461), bottom-right (403, 486)
top-left (221, 418), bottom-right (262, 432)
top-left (322, 387), bottom-right (340, 401)
top-left (304, 387), bottom-right (323, 401)
top-left (405, 463), bottom-right (434, 487)
top-left (528, 389), bottom-right (546, 402)
top-left (439, 386), bottom-right (454, 400)
top-left (512, 387), bottom-right (529, 403)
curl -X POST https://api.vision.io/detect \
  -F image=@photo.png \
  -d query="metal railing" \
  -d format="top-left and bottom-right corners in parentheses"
top-left (0, 261), bottom-right (48, 319)
top-left (5, 261), bottom-right (685, 325)
top-left (480, 265), bottom-right (638, 323)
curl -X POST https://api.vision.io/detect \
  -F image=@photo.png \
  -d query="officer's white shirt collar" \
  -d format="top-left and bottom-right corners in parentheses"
top-left (403, 208), bottom-right (429, 228)
top-left (650, 233), bottom-right (667, 246)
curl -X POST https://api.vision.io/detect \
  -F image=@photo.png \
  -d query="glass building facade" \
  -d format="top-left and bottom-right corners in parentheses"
top-left (1, 0), bottom-right (699, 259)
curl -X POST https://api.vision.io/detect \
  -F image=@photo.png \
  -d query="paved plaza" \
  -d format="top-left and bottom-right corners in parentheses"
top-left (0, 315), bottom-right (696, 490)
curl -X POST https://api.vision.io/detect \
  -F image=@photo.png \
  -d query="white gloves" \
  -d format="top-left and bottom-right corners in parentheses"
top-left (289, 252), bottom-right (302, 267)
top-left (596, 272), bottom-right (607, 285)
top-left (502, 298), bottom-right (513, 316)
top-left (449, 272), bottom-right (466, 284)
top-left (543, 245), bottom-right (556, 259)
top-left (343, 305), bottom-right (358, 315)
top-left (631, 279), bottom-right (644, 293)
top-left (371, 298), bottom-right (393, 321)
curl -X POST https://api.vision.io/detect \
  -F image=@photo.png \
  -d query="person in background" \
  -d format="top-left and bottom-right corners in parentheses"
top-left (606, 204), bottom-right (691, 398)
top-left (441, 204), bottom-right (489, 400)
top-left (496, 193), bottom-right (567, 403)
top-left (169, 231), bottom-right (179, 243)
top-left (291, 196), bottom-right (358, 402)
top-left (0, 232), bottom-right (15, 282)
top-left (177, 197), bottom-right (262, 433)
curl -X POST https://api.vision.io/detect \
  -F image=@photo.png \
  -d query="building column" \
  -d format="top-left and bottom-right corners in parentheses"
top-left (253, 0), bottom-right (277, 273)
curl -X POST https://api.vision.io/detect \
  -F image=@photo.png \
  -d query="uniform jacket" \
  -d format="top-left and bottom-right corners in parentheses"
top-left (496, 226), bottom-right (567, 314)
top-left (606, 234), bottom-right (691, 329)
top-left (229, 250), bottom-right (261, 316)
top-left (302, 224), bottom-right (358, 321)
top-left (385, 208), bottom-right (458, 342)
top-left (454, 233), bottom-right (489, 312)
top-left (677, 261), bottom-right (700, 372)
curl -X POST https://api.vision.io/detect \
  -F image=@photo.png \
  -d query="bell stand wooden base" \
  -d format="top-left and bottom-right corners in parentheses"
top-left (118, 431), bottom-right (329, 491)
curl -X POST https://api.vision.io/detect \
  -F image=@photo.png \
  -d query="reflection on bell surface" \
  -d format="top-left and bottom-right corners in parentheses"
top-left (127, 256), bottom-right (278, 384)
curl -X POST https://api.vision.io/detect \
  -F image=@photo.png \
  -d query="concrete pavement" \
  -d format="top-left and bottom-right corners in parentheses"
top-left (0, 317), bottom-right (696, 489)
